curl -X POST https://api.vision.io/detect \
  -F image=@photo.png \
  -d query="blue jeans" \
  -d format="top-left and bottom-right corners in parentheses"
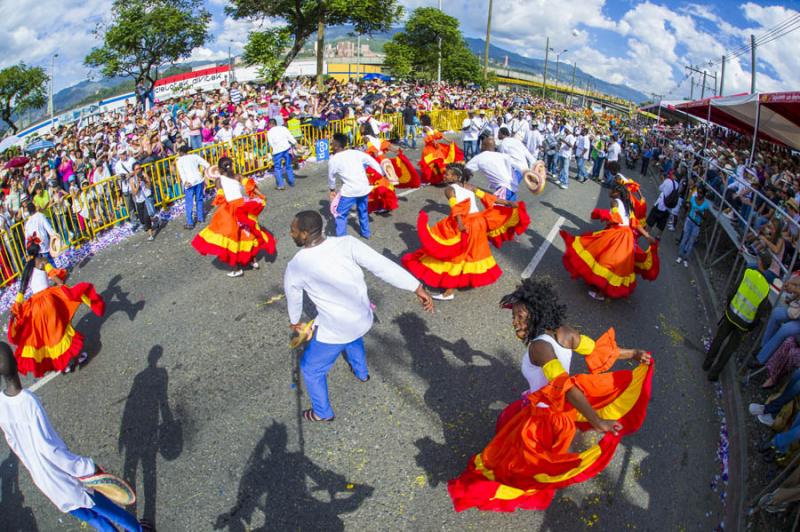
top-left (301, 333), bottom-right (367, 419)
top-left (69, 491), bottom-right (141, 532)
top-left (757, 305), bottom-right (800, 364)
top-left (557, 155), bottom-right (570, 187)
top-left (764, 368), bottom-right (800, 452)
top-left (144, 195), bottom-right (155, 218)
top-left (576, 157), bottom-right (588, 180)
top-left (405, 125), bottom-right (418, 148)
top-left (463, 140), bottom-right (478, 160)
top-left (546, 153), bottom-right (557, 174)
top-left (678, 218), bottom-right (700, 260)
top-left (273, 149), bottom-right (295, 188)
top-left (335, 194), bottom-right (370, 238)
top-left (189, 135), bottom-right (202, 151)
top-left (184, 182), bottom-right (205, 225)
top-left (592, 157), bottom-right (605, 178)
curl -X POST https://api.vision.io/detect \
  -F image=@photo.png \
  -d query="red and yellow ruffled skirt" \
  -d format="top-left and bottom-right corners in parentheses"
top-left (560, 226), bottom-right (658, 298)
top-left (8, 283), bottom-right (105, 377)
top-left (448, 330), bottom-right (654, 512)
top-left (192, 197), bottom-right (276, 267)
top-left (393, 151), bottom-right (421, 189)
top-left (402, 199), bottom-right (529, 289)
top-left (366, 168), bottom-right (399, 214)
top-left (420, 137), bottom-right (464, 185)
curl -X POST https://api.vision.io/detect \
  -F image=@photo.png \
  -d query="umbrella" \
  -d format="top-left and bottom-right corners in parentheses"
top-left (25, 139), bottom-right (55, 153)
top-left (3, 156), bottom-right (30, 169)
top-left (0, 135), bottom-right (19, 153)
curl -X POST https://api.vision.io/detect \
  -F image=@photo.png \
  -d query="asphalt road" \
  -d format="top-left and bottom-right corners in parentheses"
top-left (1, 139), bottom-right (724, 531)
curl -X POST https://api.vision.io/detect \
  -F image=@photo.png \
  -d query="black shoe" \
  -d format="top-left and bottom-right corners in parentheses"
top-left (707, 373), bottom-right (719, 382)
top-left (184, 224), bottom-right (195, 230)
top-left (701, 358), bottom-right (713, 371)
top-left (758, 436), bottom-right (775, 454)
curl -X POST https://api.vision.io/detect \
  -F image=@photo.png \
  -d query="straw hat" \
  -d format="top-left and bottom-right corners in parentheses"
top-left (523, 161), bottom-right (547, 195)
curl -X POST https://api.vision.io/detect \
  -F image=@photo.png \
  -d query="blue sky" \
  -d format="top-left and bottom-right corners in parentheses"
top-left (2, 1), bottom-right (799, 100)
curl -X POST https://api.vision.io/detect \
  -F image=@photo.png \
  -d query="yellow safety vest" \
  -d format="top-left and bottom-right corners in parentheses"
top-left (287, 118), bottom-right (302, 139)
top-left (726, 268), bottom-right (769, 328)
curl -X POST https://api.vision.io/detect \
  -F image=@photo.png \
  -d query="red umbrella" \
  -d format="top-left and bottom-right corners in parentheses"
top-left (3, 156), bottom-right (30, 169)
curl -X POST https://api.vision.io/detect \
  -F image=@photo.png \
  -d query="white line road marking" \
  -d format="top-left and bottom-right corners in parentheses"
top-left (29, 371), bottom-right (59, 392)
top-left (521, 216), bottom-right (566, 279)
top-left (397, 187), bottom-right (421, 198)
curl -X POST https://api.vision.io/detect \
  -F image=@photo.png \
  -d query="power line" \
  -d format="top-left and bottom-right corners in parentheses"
top-left (706, 13), bottom-right (800, 68)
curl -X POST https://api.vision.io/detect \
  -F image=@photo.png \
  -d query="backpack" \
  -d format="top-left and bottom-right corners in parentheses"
top-left (664, 179), bottom-right (680, 209)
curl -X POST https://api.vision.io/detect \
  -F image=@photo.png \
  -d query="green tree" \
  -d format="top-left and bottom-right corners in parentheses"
top-left (0, 63), bottom-right (48, 133)
top-left (227, 0), bottom-right (403, 88)
top-left (385, 7), bottom-right (481, 84)
top-left (85, 0), bottom-right (211, 99)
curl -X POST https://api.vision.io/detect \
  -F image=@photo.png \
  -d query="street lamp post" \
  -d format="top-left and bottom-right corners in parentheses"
top-left (551, 48), bottom-right (567, 98)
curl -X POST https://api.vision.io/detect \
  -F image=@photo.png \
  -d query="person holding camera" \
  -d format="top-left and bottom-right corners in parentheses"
top-left (129, 164), bottom-right (156, 242)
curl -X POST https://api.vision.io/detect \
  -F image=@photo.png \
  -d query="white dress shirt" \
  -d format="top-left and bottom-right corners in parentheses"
top-left (327, 149), bottom-right (383, 198)
top-left (176, 153), bottom-right (210, 187)
top-left (0, 390), bottom-right (96, 513)
top-left (267, 125), bottom-right (296, 154)
top-left (461, 118), bottom-right (480, 142)
top-left (509, 118), bottom-right (530, 141)
top-left (558, 134), bottom-right (575, 159)
top-left (525, 129), bottom-right (544, 159)
top-left (499, 137), bottom-right (535, 170)
top-left (607, 141), bottom-right (621, 162)
top-left (24, 212), bottom-right (56, 253)
top-left (284, 236), bottom-right (420, 344)
top-left (465, 151), bottom-right (523, 193)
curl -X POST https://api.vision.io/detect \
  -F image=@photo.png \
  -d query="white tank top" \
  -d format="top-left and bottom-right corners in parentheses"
top-left (220, 175), bottom-right (243, 202)
top-left (521, 333), bottom-right (574, 395)
top-left (30, 268), bottom-right (49, 294)
top-left (450, 183), bottom-right (479, 214)
top-left (614, 198), bottom-right (630, 227)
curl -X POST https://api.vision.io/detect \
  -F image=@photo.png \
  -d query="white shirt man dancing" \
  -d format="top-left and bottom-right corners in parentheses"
top-left (284, 211), bottom-right (434, 421)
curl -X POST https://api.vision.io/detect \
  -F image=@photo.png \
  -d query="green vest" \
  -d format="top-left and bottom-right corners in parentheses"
top-left (287, 118), bottom-right (302, 139)
top-left (726, 268), bottom-right (769, 328)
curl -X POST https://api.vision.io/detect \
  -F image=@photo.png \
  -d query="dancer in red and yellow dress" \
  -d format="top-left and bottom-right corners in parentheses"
top-left (191, 157), bottom-right (276, 277)
top-left (448, 279), bottom-right (654, 511)
top-left (357, 125), bottom-right (400, 214)
top-left (419, 115), bottom-right (464, 185)
top-left (616, 174), bottom-right (647, 220)
top-left (402, 163), bottom-right (529, 300)
top-left (8, 242), bottom-right (105, 377)
top-left (560, 181), bottom-right (659, 301)
top-left (363, 128), bottom-right (421, 189)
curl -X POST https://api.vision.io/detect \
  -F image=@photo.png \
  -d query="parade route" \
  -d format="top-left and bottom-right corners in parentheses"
top-left (1, 144), bottom-right (725, 531)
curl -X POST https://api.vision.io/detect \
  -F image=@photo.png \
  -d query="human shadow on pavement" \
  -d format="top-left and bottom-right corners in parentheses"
top-left (77, 274), bottom-right (146, 363)
top-left (391, 312), bottom-right (518, 487)
top-left (540, 201), bottom-right (592, 232)
top-left (213, 421), bottom-right (374, 532)
top-left (118, 346), bottom-right (182, 527)
top-left (0, 454), bottom-right (38, 532)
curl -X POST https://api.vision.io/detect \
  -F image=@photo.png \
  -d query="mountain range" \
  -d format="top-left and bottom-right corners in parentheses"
top-left (41, 27), bottom-right (647, 121)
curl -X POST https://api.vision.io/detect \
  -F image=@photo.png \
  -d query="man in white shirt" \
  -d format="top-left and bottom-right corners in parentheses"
top-left (498, 127), bottom-right (535, 172)
top-left (574, 127), bottom-right (591, 183)
top-left (266, 118), bottom-right (298, 190)
top-left (175, 145), bottom-right (210, 229)
top-left (284, 211), bottom-right (434, 421)
top-left (114, 151), bottom-right (140, 230)
top-left (214, 119), bottom-right (234, 143)
top-left (508, 110), bottom-right (530, 142)
top-left (23, 202), bottom-right (58, 265)
top-left (466, 137), bottom-right (527, 201)
top-left (0, 343), bottom-right (148, 531)
top-left (461, 111), bottom-right (481, 160)
top-left (556, 125), bottom-right (576, 190)
top-left (525, 123), bottom-right (544, 161)
top-left (328, 133), bottom-right (384, 239)
top-left (605, 136), bottom-right (622, 186)
top-left (645, 171), bottom-right (678, 238)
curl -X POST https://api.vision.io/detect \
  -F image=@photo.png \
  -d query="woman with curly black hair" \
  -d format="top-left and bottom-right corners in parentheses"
top-left (560, 181), bottom-right (659, 300)
top-left (448, 278), bottom-right (655, 512)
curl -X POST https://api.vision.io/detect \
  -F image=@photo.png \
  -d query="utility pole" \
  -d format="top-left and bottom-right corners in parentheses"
top-left (316, 12), bottom-right (325, 91)
top-left (542, 36), bottom-right (549, 98)
top-left (483, 0), bottom-right (493, 82)
top-left (689, 76), bottom-right (694, 100)
top-left (48, 53), bottom-right (58, 123)
top-left (750, 33), bottom-right (757, 93)
top-left (720, 55), bottom-right (726, 96)
top-left (570, 62), bottom-right (576, 106)
top-left (701, 70), bottom-right (707, 99)
top-left (437, 0), bottom-right (442, 84)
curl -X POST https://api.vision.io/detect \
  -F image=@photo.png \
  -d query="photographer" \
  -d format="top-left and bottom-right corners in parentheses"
top-left (129, 163), bottom-right (156, 242)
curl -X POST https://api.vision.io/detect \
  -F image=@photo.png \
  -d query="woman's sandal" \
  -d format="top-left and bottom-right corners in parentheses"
top-left (302, 409), bottom-right (334, 422)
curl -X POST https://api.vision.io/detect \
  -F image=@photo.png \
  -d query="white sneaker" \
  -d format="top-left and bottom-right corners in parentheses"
top-left (588, 290), bottom-right (605, 301)
top-left (749, 403), bottom-right (765, 416)
top-left (683, 259), bottom-right (689, 268)
top-left (227, 269), bottom-right (244, 278)
top-left (558, 183), bottom-right (568, 190)
top-left (77, 351), bottom-right (89, 365)
top-left (432, 292), bottom-right (455, 301)
top-left (675, 257), bottom-right (682, 264)
top-left (252, 260), bottom-right (260, 270)
top-left (757, 413), bottom-right (775, 426)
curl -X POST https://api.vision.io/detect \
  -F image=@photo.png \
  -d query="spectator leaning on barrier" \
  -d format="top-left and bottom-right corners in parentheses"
top-left (703, 251), bottom-right (772, 382)
top-left (266, 118), bottom-right (298, 191)
top-left (176, 145), bottom-right (210, 230)
top-left (748, 274), bottom-right (800, 370)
